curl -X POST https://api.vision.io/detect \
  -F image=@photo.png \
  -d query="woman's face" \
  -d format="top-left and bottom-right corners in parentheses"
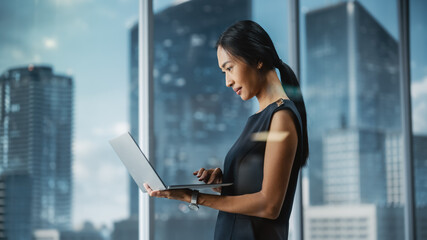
top-left (217, 46), bottom-right (262, 101)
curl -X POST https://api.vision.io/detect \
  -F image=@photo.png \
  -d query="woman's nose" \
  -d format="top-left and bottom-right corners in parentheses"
top-left (225, 74), bottom-right (233, 88)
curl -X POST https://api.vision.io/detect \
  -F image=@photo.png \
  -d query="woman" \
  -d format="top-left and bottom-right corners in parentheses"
top-left (144, 20), bottom-right (309, 240)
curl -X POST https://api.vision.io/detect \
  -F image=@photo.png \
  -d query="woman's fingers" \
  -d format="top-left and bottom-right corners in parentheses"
top-left (144, 183), bottom-right (163, 197)
top-left (144, 183), bottom-right (169, 198)
top-left (143, 183), bottom-right (154, 196)
top-left (208, 168), bottom-right (222, 184)
top-left (196, 168), bottom-right (205, 177)
top-left (193, 168), bottom-right (202, 175)
top-left (143, 183), bottom-right (151, 192)
top-left (199, 170), bottom-right (209, 182)
top-left (207, 168), bottom-right (219, 184)
top-left (193, 168), bottom-right (222, 183)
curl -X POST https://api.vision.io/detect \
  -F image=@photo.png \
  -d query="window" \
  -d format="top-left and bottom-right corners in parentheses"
top-left (410, 1), bottom-right (427, 240)
top-left (150, 0), bottom-right (293, 239)
top-left (0, 1), bottom-right (138, 239)
top-left (299, 0), bottom-right (407, 239)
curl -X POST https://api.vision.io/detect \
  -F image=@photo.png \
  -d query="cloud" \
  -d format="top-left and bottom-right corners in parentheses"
top-left (96, 7), bottom-right (118, 19)
top-left (91, 122), bottom-right (130, 137)
top-left (411, 76), bottom-right (427, 98)
top-left (73, 139), bottom-right (99, 159)
top-left (51, 0), bottom-right (92, 7)
top-left (33, 54), bottom-right (41, 63)
top-left (411, 76), bottom-right (427, 134)
top-left (44, 37), bottom-right (58, 49)
top-left (11, 48), bottom-right (24, 60)
top-left (71, 18), bottom-right (89, 32)
top-left (73, 155), bottom-right (90, 180)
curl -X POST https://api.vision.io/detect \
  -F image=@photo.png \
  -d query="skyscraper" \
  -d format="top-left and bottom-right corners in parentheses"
top-left (304, 0), bottom-right (401, 206)
top-left (0, 65), bottom-right (73, 239)
top-left (304, 204), bottom-right (404, 240)
top-left (152, 0), bottom-right (252, 238)
top-left (384, 132), bottom-right (405, 204)
top-left (413, 135), bottom-right (427, 240)
top-left (323, 128), bottom-right (387, 205)
top-left (304, 1), bottom-right (404, 239)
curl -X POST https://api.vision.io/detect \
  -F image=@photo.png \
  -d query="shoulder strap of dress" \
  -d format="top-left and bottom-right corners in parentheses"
top-left (271, 99), bottom-right (303, 137)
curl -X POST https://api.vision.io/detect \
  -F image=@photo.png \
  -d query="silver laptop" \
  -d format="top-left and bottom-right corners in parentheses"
top-left (109, 132), bottom-right (232, 192)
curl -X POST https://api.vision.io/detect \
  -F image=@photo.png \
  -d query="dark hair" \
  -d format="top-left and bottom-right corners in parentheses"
top-left (216, 20), bottom-right (309, 166)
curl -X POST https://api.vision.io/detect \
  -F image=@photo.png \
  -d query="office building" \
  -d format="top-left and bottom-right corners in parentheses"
top-left (304, 204), bottom-right (404, 240)
top-left (59, 221), bottom-right (105, 240)
top-left (0, 66), bottom-right (73, 239)
top-left (413, 135), bottom-right (427, 240)
top-left (303, 1), bottom-right (406, 239)
top-left (304, 0), bottom-right (401, 206)
top-left (384, 132), bottom-right (405, 204)
top-left (323, 128), bottom-right (387, 205)
top-left (151, 0), bottom-right (252, 238)
top-left (111, 216), bottom-right (138, 240)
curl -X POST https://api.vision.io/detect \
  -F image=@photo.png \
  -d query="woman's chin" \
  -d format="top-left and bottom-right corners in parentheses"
top-left (239, 92), bottom-right (254, 101)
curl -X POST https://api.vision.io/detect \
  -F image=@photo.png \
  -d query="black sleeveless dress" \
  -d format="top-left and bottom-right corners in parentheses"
top-left (214, 98), bottom-right (303, 240)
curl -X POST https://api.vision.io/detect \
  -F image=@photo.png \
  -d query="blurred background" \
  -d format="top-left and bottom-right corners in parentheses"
top-left (0, 0), bottom-right (426, 239)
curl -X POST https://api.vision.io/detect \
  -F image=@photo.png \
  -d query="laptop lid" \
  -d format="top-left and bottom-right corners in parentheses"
top-left (109, 132), bottom-right (166, 192)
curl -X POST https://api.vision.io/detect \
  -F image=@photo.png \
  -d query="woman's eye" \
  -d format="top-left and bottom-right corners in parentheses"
top-left (227, 67), bottom-right (232, 71)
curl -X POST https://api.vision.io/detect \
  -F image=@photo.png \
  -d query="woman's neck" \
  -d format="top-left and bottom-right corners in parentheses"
top-left (255, 70), bottom-right (288, 113)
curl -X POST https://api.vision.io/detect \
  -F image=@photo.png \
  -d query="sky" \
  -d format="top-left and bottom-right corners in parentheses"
top-left (0, 0), bottom-right (139, 230)
top-left (0, 0), bottom-right (426, 232)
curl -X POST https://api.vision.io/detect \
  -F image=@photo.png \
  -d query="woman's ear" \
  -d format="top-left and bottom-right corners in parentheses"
top-left (257, 61), bottom-right (263, 69)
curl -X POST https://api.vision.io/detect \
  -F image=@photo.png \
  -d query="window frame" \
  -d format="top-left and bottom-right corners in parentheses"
top-left (138, 1), bottom-right (153, 240)
top-left (397, 0), bottom-right (416, 240)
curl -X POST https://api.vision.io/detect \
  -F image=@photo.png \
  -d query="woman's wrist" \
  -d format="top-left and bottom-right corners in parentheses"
top-left (183, 189), bottom-right (192, 203)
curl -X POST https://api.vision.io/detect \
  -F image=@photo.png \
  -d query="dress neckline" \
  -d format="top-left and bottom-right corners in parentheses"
top-left (249, 98), bottom-right (291, 118)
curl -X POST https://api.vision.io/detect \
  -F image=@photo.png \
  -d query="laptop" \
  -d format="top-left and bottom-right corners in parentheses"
top-left (109, 132), bottom-right (232, 192)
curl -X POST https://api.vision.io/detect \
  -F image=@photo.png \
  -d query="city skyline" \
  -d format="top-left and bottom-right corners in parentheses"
top-left (0, 0), bottom-right (425, 236)
top-left (0, 0), bottom-right (139, 230)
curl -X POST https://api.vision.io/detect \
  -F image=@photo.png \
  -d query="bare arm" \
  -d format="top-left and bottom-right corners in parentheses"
top-left (145, 109), bottom-right (298, 220)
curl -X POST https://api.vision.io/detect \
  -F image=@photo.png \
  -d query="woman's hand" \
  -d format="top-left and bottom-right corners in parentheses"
top-left (193, 167), bottom-right (223, 193)
top-left (143, 183), bottom-right (192, 202)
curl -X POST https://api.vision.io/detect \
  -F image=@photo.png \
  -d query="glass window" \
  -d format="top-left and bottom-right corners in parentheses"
top-left (300, 0), bottom-right (407, 239)
top-left (0, 1), bottom-right (138, 239)
top-left (410, 0), bottom-right (427, 239)
top-left (151, 0), bottom-right (291, 239)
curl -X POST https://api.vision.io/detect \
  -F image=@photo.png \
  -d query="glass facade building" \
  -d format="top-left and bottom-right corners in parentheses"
top-left (0, 66), bottom-right (73, 239)
top-left (152, 0), bottom-right (252, 239)
top-left (304, 1), bottom-right (401, 206)
top-left (410, 0), bottom-right (427, 239)
top-left (301, 1), bottom-right (407, 239)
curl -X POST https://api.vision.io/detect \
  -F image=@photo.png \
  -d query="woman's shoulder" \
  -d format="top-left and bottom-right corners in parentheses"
top-left (270, 98), bottom-right (302, 134)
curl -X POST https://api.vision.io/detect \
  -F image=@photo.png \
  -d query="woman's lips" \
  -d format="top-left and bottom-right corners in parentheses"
top-left (235, 87), bottom-right (242, 95)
